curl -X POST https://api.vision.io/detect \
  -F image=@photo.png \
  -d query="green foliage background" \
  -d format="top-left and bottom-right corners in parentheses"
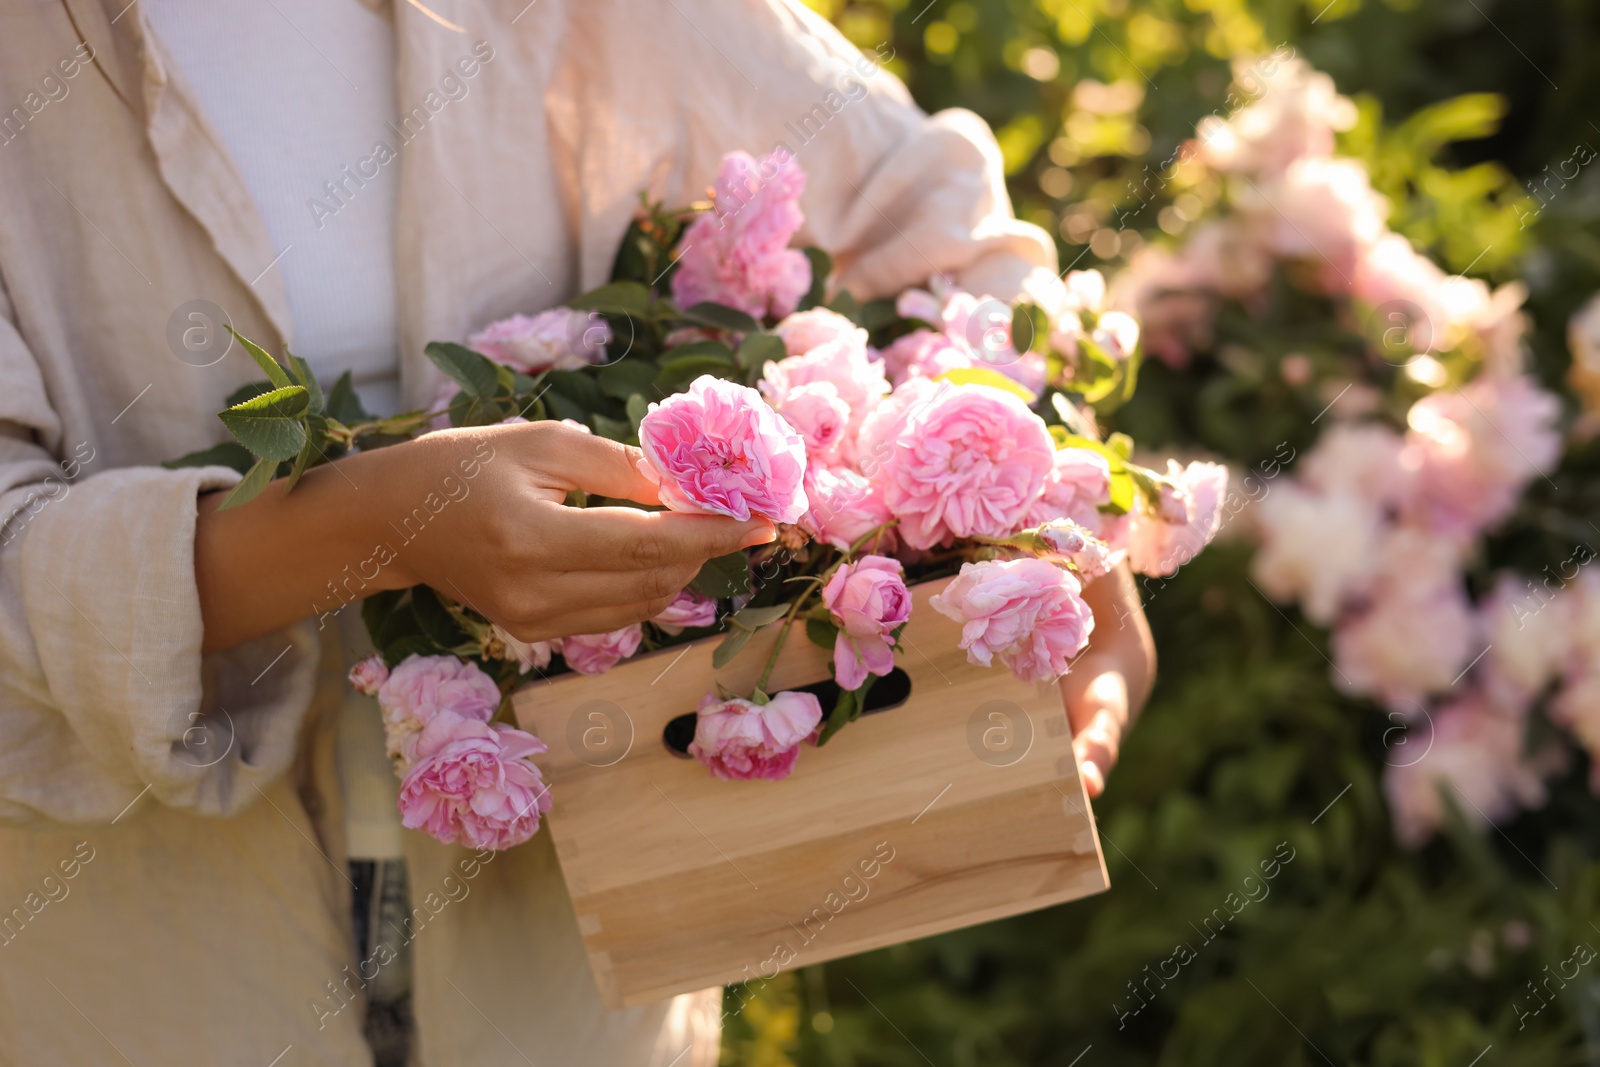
top-left (721, 0), bottom-right (1600, 1063)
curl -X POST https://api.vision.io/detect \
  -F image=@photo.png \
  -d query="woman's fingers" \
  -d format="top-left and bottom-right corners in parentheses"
top-left (546, 504), bottom-right (774, 571)
top-left (516, 421), bottom-right (663, 504)
top-left (1061, 667), bottom-right (1129, 799)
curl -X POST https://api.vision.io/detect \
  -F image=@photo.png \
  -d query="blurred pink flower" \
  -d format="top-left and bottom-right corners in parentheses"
top-left (689, 690), bottom-right (824, 781)
top-left (930, 557), bottom-right (1094, 683)
top-left (376, 654), bottom-right (502, 767)
top-left (1384, 694), bottom-right (1547, 848)
top-left (670, 149), bottom-right (811, 320)
top-left (1193, 56), bottom-right (1357, 177)
top-left (1403, 374), bottom-right (1562, 538)
top-left (1256, 157), bottom-right (1387, 290)
top-left (775, 307), bottom-right (863, 355)
top-left (1333, 581), bottom-right (1474, 710)
top-left (652, 590), bottom-right (719, 635)
top-left (1251, 484), bottom-right (1382, 626)
top-left (397, 712), bottom-right (552, 850)
top-left (639, 375), bottom-right (809, 524)
top-left (348, 654), bottom-right (389, 697)
top-left (1299, 422), bottom-right (1412, 509)
top-left (468, 308), bottom-right (608, 374)
top-left (559, 625), bottom-right (643, 675)
top-left (879, 329), bottom-right (972, 388)
top-left (860, 378), bottom-right (1055, 550)
top-left (823, 555), bottom-right (911, 690)
top-left (1128, 460), bottom-right (1229, 578)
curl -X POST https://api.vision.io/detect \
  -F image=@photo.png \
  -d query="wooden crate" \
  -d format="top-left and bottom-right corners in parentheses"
top-left (511, 576), bottom-right (1109, 1009)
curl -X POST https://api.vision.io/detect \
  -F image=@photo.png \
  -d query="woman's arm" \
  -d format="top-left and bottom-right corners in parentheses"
top-left (195, 419), bottom-right (774, 653)
top-left (1059, 563), bottom-right (1156, 798)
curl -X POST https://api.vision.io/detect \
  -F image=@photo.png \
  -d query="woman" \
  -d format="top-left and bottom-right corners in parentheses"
top-left (0, 0), bottom-right (1154, 1063)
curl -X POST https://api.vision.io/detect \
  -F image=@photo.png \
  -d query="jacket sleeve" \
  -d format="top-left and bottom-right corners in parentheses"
top-left (0, 284), bottom-right (321, 826)
top-left (560, 0), bottom-right (1056, 301)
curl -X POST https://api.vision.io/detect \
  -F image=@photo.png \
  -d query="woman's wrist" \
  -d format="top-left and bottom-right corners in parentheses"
top-left (195, 441), bottom-right (422, 653)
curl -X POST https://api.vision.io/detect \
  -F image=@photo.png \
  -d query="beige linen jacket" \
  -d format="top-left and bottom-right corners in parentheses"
top-left (0, 0), bottom-right (1054, 1063)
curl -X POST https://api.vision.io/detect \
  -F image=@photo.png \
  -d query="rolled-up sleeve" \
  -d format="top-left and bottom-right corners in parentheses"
top-left (0, 295), bottom-right (320, 826)
top-left (662, 0), bottom-right (1057, 299)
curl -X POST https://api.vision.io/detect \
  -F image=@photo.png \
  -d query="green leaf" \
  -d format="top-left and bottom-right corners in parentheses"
top-left (817, 675), bottom-right (876, 747)
top-left (226, 327), bottom-right (292, 389)
top-left (214, 456), bottom-right (278, 511)
top-left (225, 380), bottom-right (275, 408)
top-left (590, 413), bottom-right (634, 442)
top-left (712, 625), bottom-right (757, 669)
top-left (798, 247), bottom-right (831, 311)
top-left (678, 301), bottom-right (760, 334)
top-left (806, 616), bottom-right (839, 652)
top-left (324, 371), bottom-right (372, 425)
top-left (661, 340), bottom-right (736, 365)
top-left (936, 366), bottom-right (1038, 404)
top-left (162, 441), bottom-right (256, 475)
top-left (380, 634), bottom-right (437, 668)
top-left (626, 393), bottom-right (650, 433)
top-left (597, 359), bottom-right (659, 401)
top-left (285, 351), bottom-right (325, 414)
top-left (361, 588), bottom-right (406, 640)
top-left (827, 288), bottom-right (862, 324)
top-left (545, 368), bottom-right (609, 411)
top-left (1012, 301), bottom-right (1051, 354)
top-left (654, 354), bottom-right (740, 395)
top-left (283, 413), bottom-right (328, 492)
top-left (218, 385), bottom-right (310, 461)
top-left (570, 280), bottom-right (652, 316)
top-left (735, 332), bottom-right (786, 371)
top-left (1105, 432), bottom-right (1135, 462)
top-left (728, 603), bottom-right (791, 631)
top-left (1073, 336), bottom-right (1123, 403)
top-left (411, 586), bottom-right (470, 649)
top-left (691, 551), bottom-right (752, 599)
top-left (424, 341), bottom-right (501, 399)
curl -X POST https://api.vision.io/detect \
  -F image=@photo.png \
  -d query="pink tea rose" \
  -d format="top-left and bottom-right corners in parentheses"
top-left (1034, 519), bottom-right (1114, 579)
top-left (760, 332), bottom-right (889, 463)
top-left (1479, 572), bottom-right (1572, 706)
top-left (639, 375), bottom-right (809, 524)
top-left (670, 149), bottom-right (811, 320)
top-left (1024, 447), bottom-right (1113, 529)
top-left (652, 590), bottom-right (720, 635)
top-left (1299, 422), bottom-right (1412, 508)
top-left (397, 712), bottom-right (552, 850)
top-left (377, 654), bottom-right (503, 766)
top-left (769, 381), bottom-right (851, 462)
top-left (896, 286), bottom-right (944, 324)
top-left (801, 465), bottom-right (896, 554)
top-left (775, 307), bottom-right (865, 355)
top-left (559, 624), bottom-right (643, 675)
top-left (348, 654), bottom-right (389, 697)
top-left (930, 557), bottom-right (1095, 684)
top-left (1127, 460), bottom-right (1229, 578)
top-left (689, 690), bottom-right (824, 781)
top-left (861, 378), bottom-right (1055, 550)
top-left (823, 555), bottom-right (911, 690)
top-left (468, 308), bottom-right (609, 374)
top-left (489, 624), bottom-right (554, 673)
top-left (879, 329), bottom-right (973, 387)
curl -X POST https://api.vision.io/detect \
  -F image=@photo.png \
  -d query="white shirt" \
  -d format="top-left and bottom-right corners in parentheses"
top-left (142, 0), bottom-right (403, 414)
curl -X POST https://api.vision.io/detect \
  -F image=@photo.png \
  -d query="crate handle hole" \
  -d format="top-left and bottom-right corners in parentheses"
top-left (660, 668), bottom-right (913, 757)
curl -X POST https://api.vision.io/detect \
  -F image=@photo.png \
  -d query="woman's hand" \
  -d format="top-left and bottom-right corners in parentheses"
top-left (195, 420), bottom-right (772, 653)
top-left (1058, 563), bottom-right (1155, 798)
